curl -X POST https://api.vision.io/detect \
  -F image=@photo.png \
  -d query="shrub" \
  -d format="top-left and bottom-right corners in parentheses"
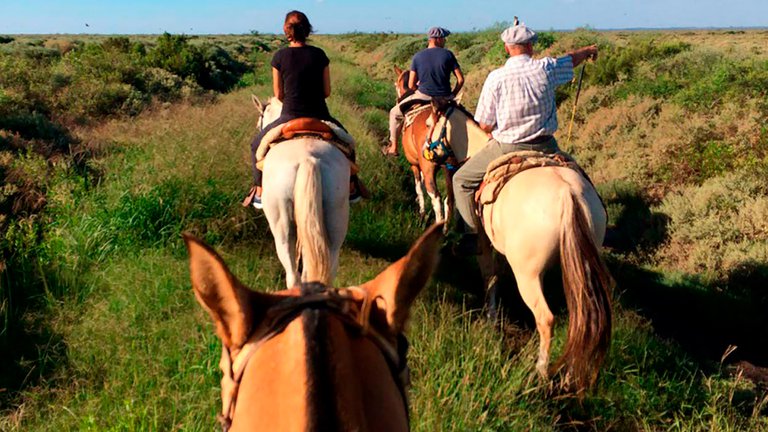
top-left (43, 39), bottom-right (75, 54)
top-left (656, 168), bottom-right (768, 287)
top-left (198, 45), bottom-right (249, 92)
top-left (146, 33), bottom-right (205, 83)
top-left (535, 31), bottom-right (556, 50)
top-left (387, 36), bottom-right (426, 66)
top-left (0, 36), bottom-right (13, 44)
top-left (101, 36), bottom-right (132, 53)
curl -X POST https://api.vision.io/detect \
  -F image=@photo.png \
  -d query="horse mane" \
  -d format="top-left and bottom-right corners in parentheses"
top-left (302, 307), bottom-right (342, 430)
top-left (431, 98), bottom-right (480, 126)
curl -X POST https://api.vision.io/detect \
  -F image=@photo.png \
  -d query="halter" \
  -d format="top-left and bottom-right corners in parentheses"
top-left (423, 106), bottom-right (457, 170)
top-left (217, 282), bottom-right (411, 432)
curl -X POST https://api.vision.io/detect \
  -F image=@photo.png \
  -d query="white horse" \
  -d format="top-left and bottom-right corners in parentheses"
top-left (251, 96), bottom-right (350, 287)
top-left (427, 102), bottom-right (613, 392)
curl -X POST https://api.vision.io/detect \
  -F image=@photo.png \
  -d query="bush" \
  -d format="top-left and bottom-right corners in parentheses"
top-left (198, 45), bottom-right (249, 92)
top-left (656, 168), bottom-right (768, 286)
top-left (146, 33), bottom-right (205, 83)
top-left (388, 36), bottom-right (426, 66)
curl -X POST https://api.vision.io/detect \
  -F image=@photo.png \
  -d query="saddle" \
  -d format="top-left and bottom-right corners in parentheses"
top-left (255, 117), bottom-right (357, 171)
top-left (403, 103), bottom-right (432, 129)
top-left (474, 150), bottom-right (584, 216)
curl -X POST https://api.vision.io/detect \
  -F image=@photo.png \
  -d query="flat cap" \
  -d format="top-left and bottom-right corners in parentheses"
top-left (427, 27), bottom-right (451, 38)
top-left (501, 24), bottom-right (537, 45)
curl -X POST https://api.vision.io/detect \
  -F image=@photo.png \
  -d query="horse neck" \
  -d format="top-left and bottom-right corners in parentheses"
top-left (445, 109), bottom-right (489, 160)
top-left (236, 311), bottom-right (407, 431)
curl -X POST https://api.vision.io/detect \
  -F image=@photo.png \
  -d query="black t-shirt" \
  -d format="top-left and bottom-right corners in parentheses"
top-left (271, 45), bottom-right (330, 118)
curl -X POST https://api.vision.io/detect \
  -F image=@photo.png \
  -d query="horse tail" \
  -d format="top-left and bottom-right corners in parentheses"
top-left (294, 157), bottom-right (331, 284)
top-left (557, 190), bottom-right (613, 391)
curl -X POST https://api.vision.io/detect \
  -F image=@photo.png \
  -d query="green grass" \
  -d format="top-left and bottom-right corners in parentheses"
top-left (2, 33), bottom-right (767, 431)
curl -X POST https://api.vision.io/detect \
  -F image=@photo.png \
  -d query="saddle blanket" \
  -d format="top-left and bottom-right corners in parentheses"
top-left (477, 150), bottom-right (583, 206)
top-left (255, 119), bottom-right (356, 170)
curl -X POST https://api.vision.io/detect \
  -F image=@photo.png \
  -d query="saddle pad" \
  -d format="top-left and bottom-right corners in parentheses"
top-left (477, 150), bottom-right (579, 206)
top-left (256, 118), bottom-right (357, 170)
top-left (404, 104), bottom-right (432, 129)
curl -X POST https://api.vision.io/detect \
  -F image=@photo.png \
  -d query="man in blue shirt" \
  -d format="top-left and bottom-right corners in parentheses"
top-left (383, 26), bottom-right (464, 156)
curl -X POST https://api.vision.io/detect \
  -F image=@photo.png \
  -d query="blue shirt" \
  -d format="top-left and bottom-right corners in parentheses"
top-left (410, 47), bottom-right (460, 97)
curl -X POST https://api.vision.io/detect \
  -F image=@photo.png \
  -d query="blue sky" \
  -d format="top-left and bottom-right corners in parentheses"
top-left (1, 0), bottom-right (766, 34)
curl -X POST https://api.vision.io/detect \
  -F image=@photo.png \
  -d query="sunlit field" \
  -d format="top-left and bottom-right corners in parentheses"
top-left (1, 29), bottom-right (767, 430)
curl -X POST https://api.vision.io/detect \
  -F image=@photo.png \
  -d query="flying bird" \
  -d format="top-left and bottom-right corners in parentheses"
top-left (85, 23), bottom-right (89, 27)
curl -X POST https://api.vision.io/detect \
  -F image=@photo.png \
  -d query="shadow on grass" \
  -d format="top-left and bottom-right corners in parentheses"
top-left (0, 259), bottom-right (69, 411)
top-left (612, 257), bottom-right (768, 367)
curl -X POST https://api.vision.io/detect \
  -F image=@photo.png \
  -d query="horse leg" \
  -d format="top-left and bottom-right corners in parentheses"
top-left (514, 272), bottom-right (554, 379)
top-left (443, 166), bottom-right (454, 231)
top-left (272, 224), bottom-right (300, 288)
top-left (410, 165), bottom-right (426, 217)
top-left (423, 165), bottom-right (443, 223)
top-left (477, 232), bottom-right (499, 321)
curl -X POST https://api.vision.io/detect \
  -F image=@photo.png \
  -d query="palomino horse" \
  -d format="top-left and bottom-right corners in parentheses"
top-left (427, 102), bottom-right (612, 391)
top-left (185, 223), bottom-right (444, 431)
top-left (393, 66), bottom-right (454, 225)
top-left (251, 96), bottom-right (349, 287)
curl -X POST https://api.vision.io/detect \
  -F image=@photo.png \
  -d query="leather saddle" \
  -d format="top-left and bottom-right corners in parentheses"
top-left (280, 118), bottom-right (334, 140)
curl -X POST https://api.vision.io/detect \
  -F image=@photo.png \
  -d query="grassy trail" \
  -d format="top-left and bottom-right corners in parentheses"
top-left (2, 41), bottom-right (766, 431)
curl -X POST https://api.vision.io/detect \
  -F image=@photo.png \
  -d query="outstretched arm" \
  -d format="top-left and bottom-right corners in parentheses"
top-left (566, 45), bottom-right (598, 68)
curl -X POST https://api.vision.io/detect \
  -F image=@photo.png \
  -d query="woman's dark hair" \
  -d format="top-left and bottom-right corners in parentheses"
top-left (284, 10), bottom-right (313, 43)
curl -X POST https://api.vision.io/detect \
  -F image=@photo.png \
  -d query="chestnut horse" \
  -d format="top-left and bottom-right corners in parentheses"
top-left (251, 96), bottom-right (349, 287)
top-left (393, 66), bottom-right (454, 225)
top-left (427, 103), bottom-right (613, 391)
top-left (185, 223), bottom-right (444, 431)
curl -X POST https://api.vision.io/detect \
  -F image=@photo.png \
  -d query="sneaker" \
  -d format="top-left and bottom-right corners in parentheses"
top-left (349, 182), bottom-right (362, 204)
top-left (251, 194), bottom-right (263, 210)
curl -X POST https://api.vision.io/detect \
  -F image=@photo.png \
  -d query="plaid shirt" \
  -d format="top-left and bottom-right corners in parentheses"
top-left (475, 54), bottom-right (574, 143)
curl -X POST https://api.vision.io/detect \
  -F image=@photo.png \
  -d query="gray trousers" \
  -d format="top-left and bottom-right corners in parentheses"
top-left (453, 136), bottom-right (560, 233)
top-left (388, 90), bottom-right (433, 142)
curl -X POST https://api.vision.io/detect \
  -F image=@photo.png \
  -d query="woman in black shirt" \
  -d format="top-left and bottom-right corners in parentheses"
top-left (248, 10), bottom-right (362, 209)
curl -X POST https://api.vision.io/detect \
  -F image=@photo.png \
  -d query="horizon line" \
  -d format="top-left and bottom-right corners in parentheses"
top-left (3, 25), bottom-right (768, 37)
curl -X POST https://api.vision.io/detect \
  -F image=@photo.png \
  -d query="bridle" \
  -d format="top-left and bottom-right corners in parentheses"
top-left (217, 282), bottom-right (411, 431)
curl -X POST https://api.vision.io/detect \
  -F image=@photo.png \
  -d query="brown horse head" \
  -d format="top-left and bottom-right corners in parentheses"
top-left (393, 65), bottom-right (410, 100)
top-left (185, 223), bottom-right (444, 431)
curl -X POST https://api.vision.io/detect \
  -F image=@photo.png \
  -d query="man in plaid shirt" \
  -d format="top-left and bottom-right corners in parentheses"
top-left (453, 23), bottom-right (597, 243)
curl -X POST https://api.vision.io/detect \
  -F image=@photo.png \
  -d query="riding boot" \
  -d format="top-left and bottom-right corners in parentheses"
top-left (349, 175), bottom-right (370, 203)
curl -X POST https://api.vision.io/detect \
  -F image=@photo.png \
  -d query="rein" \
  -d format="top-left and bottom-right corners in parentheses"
top-left (217, 282), bottom-right (410, 432)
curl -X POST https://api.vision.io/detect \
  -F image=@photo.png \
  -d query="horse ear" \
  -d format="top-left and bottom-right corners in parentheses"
top-left (251, 94), bottom-right (264, 115)
top-left (454, 90), bottom-right (464, 104)
top-left (358, 223), bottom-right (444, 334)
top-left (184, 233), bottom-right (275, 349)
top-left (393, 65), bottom-right (403, 76)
